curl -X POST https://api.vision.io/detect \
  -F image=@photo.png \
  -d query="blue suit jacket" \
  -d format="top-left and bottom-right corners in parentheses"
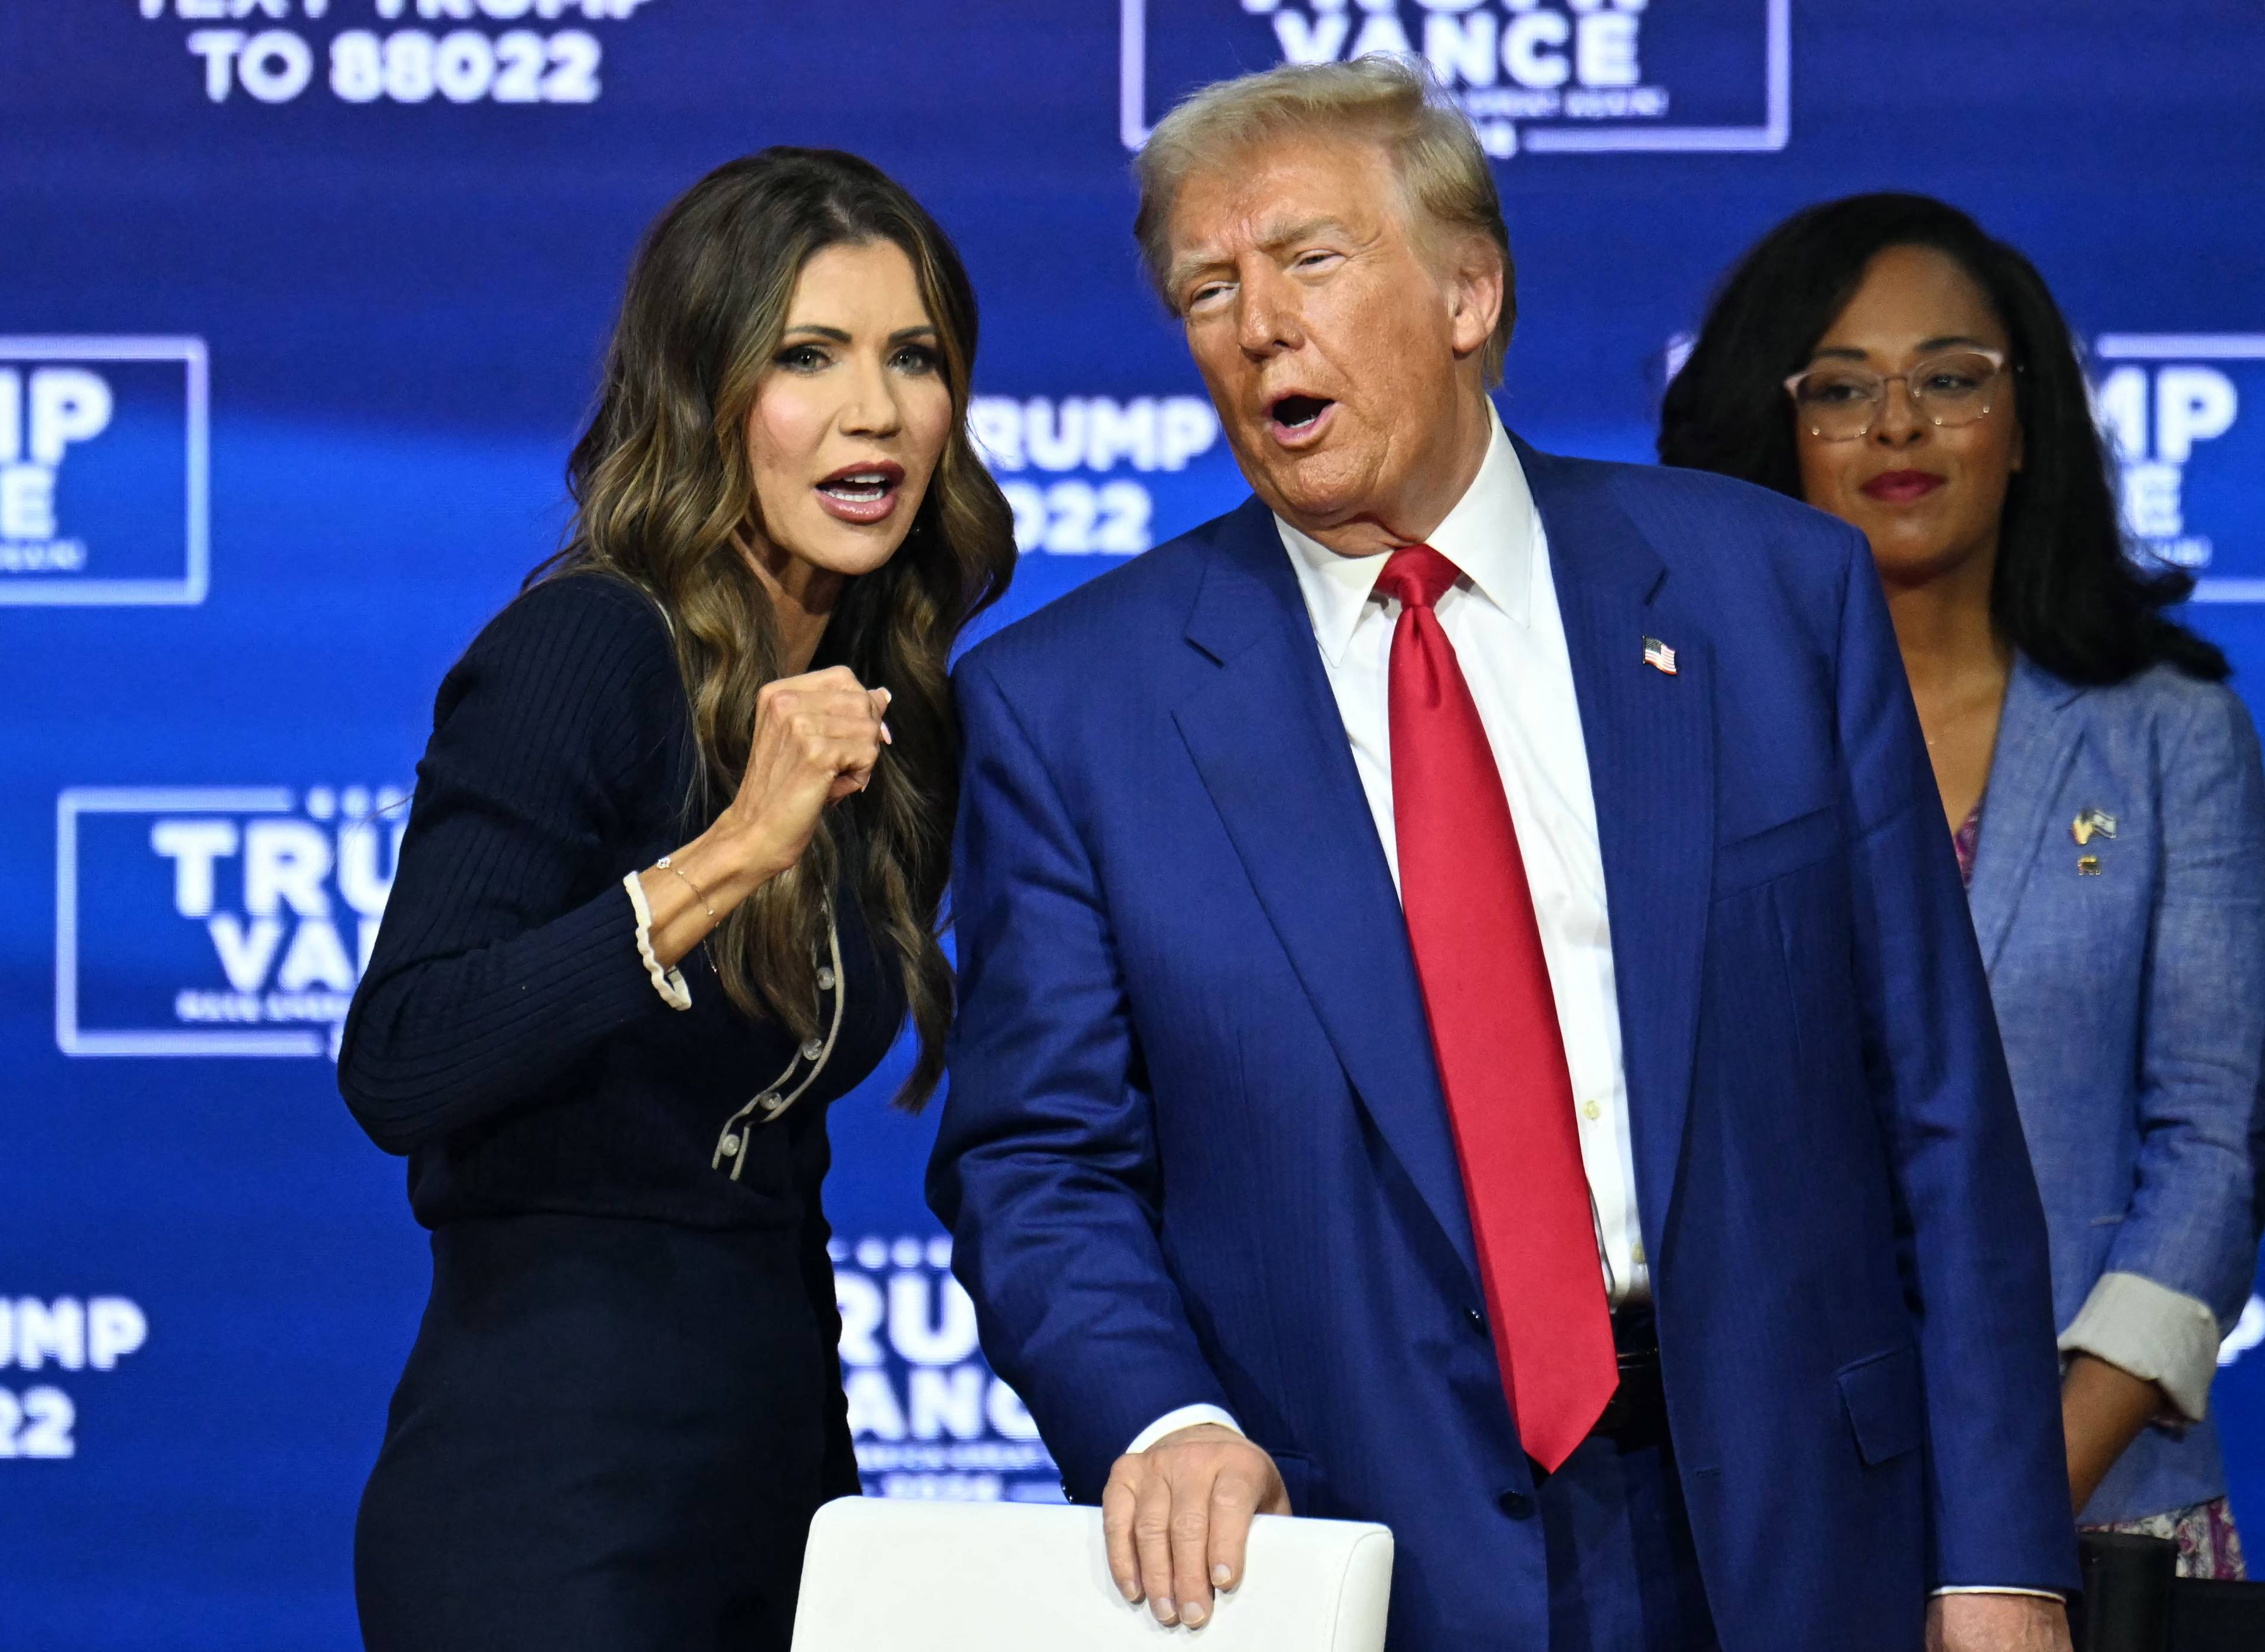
top-left (1972, 655), bottom-right (2265, 1525)
top-left (928, 441), bottom-right (2079, 1650)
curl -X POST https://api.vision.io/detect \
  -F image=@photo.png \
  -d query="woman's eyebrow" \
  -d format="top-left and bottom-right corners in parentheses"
top-left (1808, 334), bottom-right (1992, 363)
top-left (779, 323), bottom-right (937, 343)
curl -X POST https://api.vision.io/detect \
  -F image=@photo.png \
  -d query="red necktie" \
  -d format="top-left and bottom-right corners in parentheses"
top-left (1377, 542), bottom-right (1618, 1474)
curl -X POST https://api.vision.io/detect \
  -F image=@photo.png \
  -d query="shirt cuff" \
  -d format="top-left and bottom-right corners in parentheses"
top-left (1127, 1405), bottom-right (1243, 1457)
top-left (1930, 1587), bottom-right (2067, 1601)
top-left (621, 872), bottom-right (692, 1011)
top-left (2059, 1270), bottom-right (2222, 1424)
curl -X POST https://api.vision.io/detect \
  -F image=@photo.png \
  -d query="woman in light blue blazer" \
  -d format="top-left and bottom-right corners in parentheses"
top-left (1662, 193), bottom-right (2265, 1575)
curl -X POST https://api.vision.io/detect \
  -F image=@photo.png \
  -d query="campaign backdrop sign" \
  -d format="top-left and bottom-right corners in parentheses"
top-left (0, 338), bottom-right (207, 604)
top-left (1125, 0), bottom-right (1789, 157)
top-left (2090, 335), bottom-right (2265, 600)
top-left (831, 1231), bottom-right (1059, 1504)
top-left (4, 2), bottom-right (2264, 1646)
top-left (57, 786), bottom-right (407, 1059)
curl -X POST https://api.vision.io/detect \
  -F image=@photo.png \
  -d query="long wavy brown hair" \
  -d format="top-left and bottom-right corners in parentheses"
top-left (537, 148), bottom-right (1016, 1108)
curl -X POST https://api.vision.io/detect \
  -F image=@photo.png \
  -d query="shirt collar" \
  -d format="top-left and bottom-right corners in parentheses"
top-left (1275, 406), bottom-right (1537, 668)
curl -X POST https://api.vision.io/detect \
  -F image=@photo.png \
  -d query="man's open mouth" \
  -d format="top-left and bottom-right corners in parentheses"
top-left (1269, 395), bottom-right (1334, 432)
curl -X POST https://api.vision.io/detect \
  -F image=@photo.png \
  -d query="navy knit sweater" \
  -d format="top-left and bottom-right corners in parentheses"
top-left (338, 574), bottom-right (905, 1232)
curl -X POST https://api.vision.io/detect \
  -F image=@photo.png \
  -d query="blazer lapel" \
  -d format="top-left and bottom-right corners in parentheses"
top-left (1172, 500), bottom-right (1482, 1293)
top-left (1968, 656), bottom-right (2086, 970)
top-left (1517, 440), bottom-right (1716, 1263)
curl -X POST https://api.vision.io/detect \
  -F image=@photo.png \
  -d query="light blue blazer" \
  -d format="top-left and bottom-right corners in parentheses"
top-left (1970, 654), bottom-right (2265, 1523)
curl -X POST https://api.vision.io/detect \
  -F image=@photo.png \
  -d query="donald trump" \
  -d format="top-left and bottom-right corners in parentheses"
top-left (930, 58), bottom-right (2076, 1652)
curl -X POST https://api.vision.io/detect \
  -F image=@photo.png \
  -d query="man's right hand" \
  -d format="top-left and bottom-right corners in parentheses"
top-left (1101, 1423), bottom-right (1290, 1628)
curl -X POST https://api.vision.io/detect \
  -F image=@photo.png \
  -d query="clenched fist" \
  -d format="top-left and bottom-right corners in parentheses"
top-left (718, 665), bottom-right (892, 881)
top-left (635, 665), bottom-right (889, 967)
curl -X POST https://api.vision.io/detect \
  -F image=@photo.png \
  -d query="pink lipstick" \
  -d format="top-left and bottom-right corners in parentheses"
top-left (814, 459), bottom-right (906, 525)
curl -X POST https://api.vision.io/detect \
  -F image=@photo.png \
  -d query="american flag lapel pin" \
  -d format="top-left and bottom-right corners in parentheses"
top-left (1642, 635), bottom-right (1678, 676)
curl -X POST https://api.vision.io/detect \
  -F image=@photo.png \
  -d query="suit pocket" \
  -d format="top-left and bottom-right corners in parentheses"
top-left (1836, 1344), bottom-right (1923, 1467)
top-left (1715, 806), bottom-right (1837, 899)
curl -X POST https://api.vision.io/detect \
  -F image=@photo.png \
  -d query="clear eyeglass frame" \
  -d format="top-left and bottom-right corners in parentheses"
top-left (1783, 346), bottom-right (2011, 442)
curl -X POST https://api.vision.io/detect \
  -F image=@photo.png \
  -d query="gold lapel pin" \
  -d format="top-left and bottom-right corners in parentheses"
top-left (2078, 855), bottom-right (2102, 876)
top-left (2072, 807), bottom-right (2117, 846)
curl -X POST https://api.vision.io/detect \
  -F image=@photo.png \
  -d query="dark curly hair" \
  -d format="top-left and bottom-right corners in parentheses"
top-left (1659, 192), bottom-right (2224, 685)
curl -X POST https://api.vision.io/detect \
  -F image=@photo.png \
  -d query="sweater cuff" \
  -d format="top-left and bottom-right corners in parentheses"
top-left (2059, 1270), bottom-right (2223, 1424)
top-left (621, 872), bottom-right (692, 1011)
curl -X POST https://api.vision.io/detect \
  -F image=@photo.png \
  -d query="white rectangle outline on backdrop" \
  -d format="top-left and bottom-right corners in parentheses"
top-left (1121, 0), bottom-right (1791, 153)
top-left (2099, 335), bottom-right (2265, 362)
top-left (2097, 334), bottom-right (2265, 604)
top-left (56, 787), bottom-right (325, 1057)
top-left (0, 336), bottom-right (209, 607)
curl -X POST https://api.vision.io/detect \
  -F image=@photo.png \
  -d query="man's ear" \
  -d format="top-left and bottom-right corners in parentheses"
top-left (1446, 240), bottom-right (1505, 362)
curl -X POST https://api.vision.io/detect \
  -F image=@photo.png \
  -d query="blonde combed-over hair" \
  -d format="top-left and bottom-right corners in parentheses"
top-left (1132, 55), bottom-right (1516, 383)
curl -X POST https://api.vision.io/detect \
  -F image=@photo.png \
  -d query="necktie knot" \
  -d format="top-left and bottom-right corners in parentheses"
top-left (1376, 542), bottom-right (1460, 613)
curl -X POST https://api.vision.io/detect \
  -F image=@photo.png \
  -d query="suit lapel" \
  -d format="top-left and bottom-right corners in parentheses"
top-left (1968, 656), bottom-right (2086, 970)
top-left (1517, 441), bottom-right (1716, 1263)
top-left (1173, 500), bottom-right (1482, 1292)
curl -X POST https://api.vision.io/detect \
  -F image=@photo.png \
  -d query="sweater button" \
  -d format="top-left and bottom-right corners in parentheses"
top-left (817, 967), bottom-right (837, 991)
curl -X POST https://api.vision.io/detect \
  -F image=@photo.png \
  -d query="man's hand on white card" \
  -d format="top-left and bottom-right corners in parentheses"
top-left (1101, 1423), bottom-right (1290, 1628)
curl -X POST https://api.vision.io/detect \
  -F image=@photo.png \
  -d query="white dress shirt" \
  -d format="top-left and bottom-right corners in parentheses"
top-left (1131, 411), bottom-right (1647, 1455)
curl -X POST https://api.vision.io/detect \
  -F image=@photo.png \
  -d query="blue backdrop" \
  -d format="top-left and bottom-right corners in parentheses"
top-left (4, 4), bottom-right (2262, 1644)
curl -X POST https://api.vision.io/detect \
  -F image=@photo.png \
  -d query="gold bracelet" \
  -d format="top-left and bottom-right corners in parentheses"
top-left (655, 855), bottom-right (716, 921)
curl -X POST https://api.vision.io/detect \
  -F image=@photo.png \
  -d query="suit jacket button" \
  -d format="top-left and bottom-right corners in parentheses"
top-left (1497, 1489), bottom-right (1534, 1520)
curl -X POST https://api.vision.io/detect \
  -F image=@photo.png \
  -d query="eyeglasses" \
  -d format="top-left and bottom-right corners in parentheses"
top-left (1783, 347), bottom-right (2010, 442)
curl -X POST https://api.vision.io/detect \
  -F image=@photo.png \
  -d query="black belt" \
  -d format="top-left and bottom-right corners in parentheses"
top-left (1588, 1304), bottom-right (1669, 1450)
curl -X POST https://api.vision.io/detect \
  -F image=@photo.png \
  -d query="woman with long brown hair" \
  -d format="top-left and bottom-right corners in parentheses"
top-left (339, 149), bottom-right (1015, 1650)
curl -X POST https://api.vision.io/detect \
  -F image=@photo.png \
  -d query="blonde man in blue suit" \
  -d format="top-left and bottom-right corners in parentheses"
top-left (933, 63), bottom-right (2080, 1652)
